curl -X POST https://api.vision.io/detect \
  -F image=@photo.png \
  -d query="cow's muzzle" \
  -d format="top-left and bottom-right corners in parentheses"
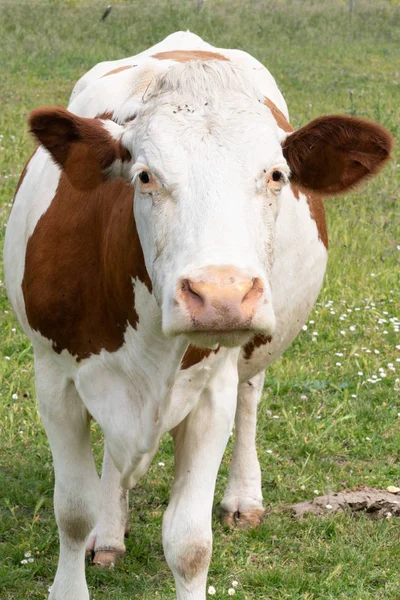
top-left (167, 266), bottom-right (274, 347)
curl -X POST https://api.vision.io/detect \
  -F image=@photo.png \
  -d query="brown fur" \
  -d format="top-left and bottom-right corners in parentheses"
top-left (282, 115), bottom-right (394, 195)
top-left (242, 335), bottom-right (272, 361)
top-left (152, 50), bottom-right (228, 62)
top-left (102, 65), bottom-right (135, 78)
top-left (22, 176), bottom-right (151, 360)
top-left (263, 100), bottom-right (328, 248)
top-left (29, 107), bottom-right (131, 190)
top-left (96, 111), bottom-right (115, 122)
top-left (304, 191), bottom-right (328, 249)
top-left (264, 97), bottom-right (293, 133)
top-left (180, 345), bottom-right (220, 370)
top-left (291, 184), bottom-right (328, 249)
top-left (175, 540), bottom-right (212, 582)
top-left (96, 111), bottom-right (137, 126)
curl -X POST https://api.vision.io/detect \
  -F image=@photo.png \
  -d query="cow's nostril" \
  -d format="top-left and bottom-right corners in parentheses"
top-left (181, 279), bottom-right (205, 308)
top-left (242, 277), bottom-right (264, 305)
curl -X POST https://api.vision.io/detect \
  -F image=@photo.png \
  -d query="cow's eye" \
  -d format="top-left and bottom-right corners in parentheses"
top-left (272, 170), bottom-right (283, 182)
top-left (139, 171), bottom-right (150, 184)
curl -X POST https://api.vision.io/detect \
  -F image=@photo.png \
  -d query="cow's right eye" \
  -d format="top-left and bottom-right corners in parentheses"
top-left (139, 171), bottom-right (150, 184)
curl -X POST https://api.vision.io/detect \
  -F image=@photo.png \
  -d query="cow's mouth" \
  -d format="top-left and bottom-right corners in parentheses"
top-left (185, 329), bottom-right (255, 349)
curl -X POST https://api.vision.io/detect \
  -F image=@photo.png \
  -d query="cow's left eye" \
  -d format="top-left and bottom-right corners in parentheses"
top-left (272, 170), bottom-right (283, 182)
top-left (139, 171), bottom-right (150, 184)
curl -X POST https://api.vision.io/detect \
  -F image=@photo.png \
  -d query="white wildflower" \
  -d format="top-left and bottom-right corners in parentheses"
top-left (208, 586), bottom-right (216, 596)
top-left (228, 589), bottom-right (236, 596)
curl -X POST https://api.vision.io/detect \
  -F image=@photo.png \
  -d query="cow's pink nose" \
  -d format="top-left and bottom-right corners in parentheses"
top-left (178, 267), bottom-right (264, 330)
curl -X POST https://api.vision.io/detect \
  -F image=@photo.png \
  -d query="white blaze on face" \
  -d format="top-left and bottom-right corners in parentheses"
top-left (123, 61), bottom-right (289, 346)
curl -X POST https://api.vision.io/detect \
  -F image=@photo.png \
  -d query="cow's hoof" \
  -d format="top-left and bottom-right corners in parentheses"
top-left (92, 549), bottom-right (124, 568)
top-left (220, 507), bottom-right (265, 528)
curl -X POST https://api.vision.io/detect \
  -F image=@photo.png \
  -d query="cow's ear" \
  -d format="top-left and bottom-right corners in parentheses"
top-left (282, 115), bottom-right (393, 196)
top-left (29, 107), bottom-right (132, 190)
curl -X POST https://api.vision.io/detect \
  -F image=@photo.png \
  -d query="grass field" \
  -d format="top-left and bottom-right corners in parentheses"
top-left (0, 1), bottom-right (400, 599)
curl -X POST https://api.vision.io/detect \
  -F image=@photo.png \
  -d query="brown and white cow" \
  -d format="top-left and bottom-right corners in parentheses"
top-left (4, 31), bottom-right (392, 600)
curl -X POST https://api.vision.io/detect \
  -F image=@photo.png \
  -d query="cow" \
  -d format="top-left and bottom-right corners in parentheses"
top-left (4, 31), bottom-right (392, 600)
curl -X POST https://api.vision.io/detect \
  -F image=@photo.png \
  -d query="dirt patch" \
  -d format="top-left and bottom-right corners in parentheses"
top-left (291, 486), bottom-right (400, 519)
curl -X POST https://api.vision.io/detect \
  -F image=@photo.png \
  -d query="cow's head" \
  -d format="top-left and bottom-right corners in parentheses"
top-left (29, 61), bottom-right (393, 348)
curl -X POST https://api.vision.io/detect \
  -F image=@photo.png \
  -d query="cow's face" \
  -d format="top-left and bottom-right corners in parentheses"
top-left (124, 65), bottom-right (289, 347)
top-left (29, 62), bottom-right (393, 348)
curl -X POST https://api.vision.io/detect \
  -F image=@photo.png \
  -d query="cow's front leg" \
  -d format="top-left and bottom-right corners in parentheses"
top-left (220, 370), bottom-right (265, 527)
top-left (163, 368), bottom-right (238, 600)
top-left (35, 355), bottom-right (101, 600)
top-left (86, 444), bottom-right (129, 567)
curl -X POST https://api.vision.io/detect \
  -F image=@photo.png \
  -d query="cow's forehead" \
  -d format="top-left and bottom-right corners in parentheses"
top-left (127, 63), bottom-right (284, 174)
top-left (133, 105), bottom-right (283, 176)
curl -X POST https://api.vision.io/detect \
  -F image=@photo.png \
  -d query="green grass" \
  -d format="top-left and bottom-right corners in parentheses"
top-left (0, 1), bottom-right (400, 599)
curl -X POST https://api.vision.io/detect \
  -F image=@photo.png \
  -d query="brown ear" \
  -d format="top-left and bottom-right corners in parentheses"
top-left (29, 107), bottom-right (131, 190)
top-left (282, 115), bottom-right (394, 195)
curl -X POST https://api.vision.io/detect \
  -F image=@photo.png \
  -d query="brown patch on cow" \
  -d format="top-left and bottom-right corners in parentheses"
top-left (263, 99), bottom-right (327, 247)
top-left (152, 49), bottom-right (229, 63)
top-left (175, 540), bottom-right (212, 582)
top-left (102, 65), bottom-right (135, 78)
top-left (264, 97), bottom-right (293, 133)
top-left (29, 107), bottom-right (131, 191)
top-left (291, 183), bottom-right (328, 249)
top-left (305, 191), bottom-right (328, 249)
top-left (180, 344), bottom-right (220, 370)
top-left (22, 176), bottom-right (152, 360)
top-left (282, 115), bottom-right (393, 196)
top-left (96, 111), bottom-right (115, 122)
top-left (58, 510), bottom-right (94, 542)
top-left (13, 147), bottom-right (38, 205)
top-left (282, 116), bottom-right (392, 249)
top-left (96, 111), bottom-right (137, 126)
top-left (242, 334), bottom-right (272, 361)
